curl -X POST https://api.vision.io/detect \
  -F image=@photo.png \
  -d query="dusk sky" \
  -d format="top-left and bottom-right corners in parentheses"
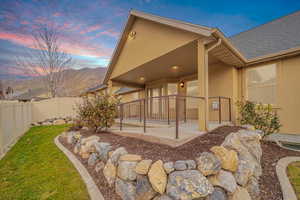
top-left (1, 0), bottom-right (300, 78)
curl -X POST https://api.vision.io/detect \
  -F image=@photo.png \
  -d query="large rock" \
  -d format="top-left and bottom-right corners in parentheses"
top-left (167, 170), bottom-right (214, 199)
top-left (246, 177), bottom-right (260, 200)
top-left (136, 175), bottom-right (157, 200)
top-left (53, 119), bottom-right (65, 125)
top-left (115, 178), bottom-right (136, 200)
top-left (148, 160), bottom-right (167, 194)
top-left (163, 162), bottom-right (174, 174)
top-left (135, 160), bottom-right (152, 175)
top-left (234, 159), bottom-right (255, 186)
top-left (221, 131), bottom-right (262, 178)
top-left (88, 153), bottom-right (98, 166)
top-left (117, 161), bottom-right (138, 181)
top-left (81, 135), bottom-right (100, 145)
top-left (94, 142), bottom-right (112, 161)
top-left (209, 170), bottom-right (237, 193)
top-left (186, 160), bottom-right (196, 169)
top-left (229, 186), bottom-right (251, 200)
top-left (210, 146), bottom-right (238, 172)
top-left (110, 147), bottom-right (128, 165)
top-left (119, 154), bottom-right (142, 162)
top-left (153, 195), bottom-right (173, 200)
top-left (103, 159), bottom-right (117, 186)
top-left (206, 187), bottom-right (227, 200)
top-left (174, 160), bottom-right (187, 171)
top-left (197, 152), bottom-right (221, 176)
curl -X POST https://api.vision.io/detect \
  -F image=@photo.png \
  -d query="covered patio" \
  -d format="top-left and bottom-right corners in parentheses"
top-left (103, 10), bottom-right (246, 139)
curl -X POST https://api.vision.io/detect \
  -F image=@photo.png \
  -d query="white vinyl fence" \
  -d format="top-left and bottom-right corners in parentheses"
top-left (0, 97), bottom-right (82, 159)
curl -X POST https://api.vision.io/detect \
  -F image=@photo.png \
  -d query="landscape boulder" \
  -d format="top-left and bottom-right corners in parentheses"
top-left (117, 161), bottom-right (138, 181)
top-left (136, 175), bottom-right (157, 200)
top-left (119, 154), bottom-right (142, 162)
top-left (210, 146), bottom-right (238, 172)
top-left (229, 186), bottom-right (251, 200)
top-left (115, 178), bottom-right (136, 200)
top-left (87, 153), bottom-right (98, 166)
top-left (167, 170), bottom-right (214, 199)
top-left (208, 170), bottom-right (237, 193)
top-left (148, 160), bottom-right (167, 194)
top-left (95, 161), bottom-right (105, 173)
top-left (110, 147), bottom-right (128, 165)
top-left (196, 152), bottom-right (221, 176)
top-left (174, 160), bottom-right (187, 171)
top-left (103, 159), bottom-right (117, 186)
top-left (206, 187), bottom-right (227, 200)
top-left (163, 162), bottom-right (174, 174)
top-left (94, 142), bottom-right (112, 161)
top-left (135, 159), bottom-right (152, 175)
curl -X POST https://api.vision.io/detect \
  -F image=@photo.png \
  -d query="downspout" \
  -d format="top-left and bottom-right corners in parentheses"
top-left (204, 38), bottom-right (222, 130)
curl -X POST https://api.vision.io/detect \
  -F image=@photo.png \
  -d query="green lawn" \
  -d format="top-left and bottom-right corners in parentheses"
top-left (0, 125), bottom-right (89, 200)
top-left (287, 161), bottom-right (300, 199)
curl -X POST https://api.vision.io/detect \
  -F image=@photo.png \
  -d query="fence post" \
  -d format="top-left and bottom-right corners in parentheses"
top-left (143, 99), bottom-right (146, 133)
top-left (175, 95), bottom-right (179, 139)
top-left (218, 97), bottom-right (222, 124)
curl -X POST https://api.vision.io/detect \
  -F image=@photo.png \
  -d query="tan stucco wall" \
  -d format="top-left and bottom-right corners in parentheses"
top-left (239, 55), bottom-right (300, 134)
top-left (110, 18), bottom-right (200, 79)
top-left (208, 62), bottom-right (238, 122)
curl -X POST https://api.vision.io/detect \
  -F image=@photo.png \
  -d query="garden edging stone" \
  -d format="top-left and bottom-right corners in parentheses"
top-left (54, 135), bottom-right (104, 200)
top-left (276, 156), bottom-right (300, 200)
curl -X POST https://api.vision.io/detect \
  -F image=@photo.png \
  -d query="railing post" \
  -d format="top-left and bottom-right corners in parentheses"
top-left (139, 100), bottom-right (142, 122)
top-left (143, 99), bottom-right (146, 133)
top-left (167, 96), bottom-right (170, 125)
top-left (218, 96), bottom-right (222, 124)
top-left (184, 98), bottom-right (187, 123)
top-left (120, 104), bottom-right (123, 131)
top-left (175, 95), bottom-right (179, 139)
top-left (229, 98), bottom-right (232, 122)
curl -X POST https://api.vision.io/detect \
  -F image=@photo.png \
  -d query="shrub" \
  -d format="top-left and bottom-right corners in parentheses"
top-left (236, 100), bottom-right (281, 137)
top-left (75, 94), bottom-right (119, 133)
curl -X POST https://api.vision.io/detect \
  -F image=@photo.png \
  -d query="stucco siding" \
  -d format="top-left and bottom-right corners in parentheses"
top-left (277, 56), bottom-right (300, 134)
top-left (111, 18), bottom-right (200, 79)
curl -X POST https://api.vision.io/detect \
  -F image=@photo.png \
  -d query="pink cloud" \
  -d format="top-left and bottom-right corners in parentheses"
top-left (0, 32), bottom-right (34, 47)
top-left (0, 31), bottom-right (112, 58)
top-left (53, 12), bottom-right (62, 17)
top-left (80, 24), bottom-right (102, 34)
top-left (95, 29), bottom-right (119, 38)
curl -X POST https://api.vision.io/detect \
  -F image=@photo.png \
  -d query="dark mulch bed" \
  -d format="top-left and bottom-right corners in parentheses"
top-left (59, 126), bottom-right (300, 200)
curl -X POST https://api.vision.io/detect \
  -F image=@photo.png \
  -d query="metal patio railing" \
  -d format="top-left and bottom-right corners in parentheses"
top-left (118, 95), bottom-right (232, 139)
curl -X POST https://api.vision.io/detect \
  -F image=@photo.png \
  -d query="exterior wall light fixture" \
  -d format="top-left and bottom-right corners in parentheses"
top-left (129, 31), bottom-right (136, 39)
top-left (179, 81), bottom-right (185, 88)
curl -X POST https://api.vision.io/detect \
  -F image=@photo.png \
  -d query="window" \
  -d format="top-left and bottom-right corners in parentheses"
top-left (186, 80), bottom-right (199, 96)
top-left (246, 64), bottom-right (277, 104)
top-left (167, 83), bottom-right (177, 95)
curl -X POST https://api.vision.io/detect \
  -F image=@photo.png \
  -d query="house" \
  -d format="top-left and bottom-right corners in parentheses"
top-left (103, 10), bottom-right (300, 135)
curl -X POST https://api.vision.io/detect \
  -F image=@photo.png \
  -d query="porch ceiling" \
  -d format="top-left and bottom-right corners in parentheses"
top-left (111, 41), bottom-right (221, 86)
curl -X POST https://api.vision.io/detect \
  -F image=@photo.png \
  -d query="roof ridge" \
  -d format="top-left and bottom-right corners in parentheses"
top-left (230, 9), bottom-right (300, 38)
top-left (130, 9), bottom-right (213, 31)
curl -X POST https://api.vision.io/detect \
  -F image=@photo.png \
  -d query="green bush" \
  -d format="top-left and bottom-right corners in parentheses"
top-left (236, 100), bottom-right (281, 137)
top-left (75, 94), bottom-right (119, 133)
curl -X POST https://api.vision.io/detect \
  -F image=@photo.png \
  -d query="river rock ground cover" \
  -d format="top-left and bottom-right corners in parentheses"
top-left (60, 126), bottom-right (300, 200)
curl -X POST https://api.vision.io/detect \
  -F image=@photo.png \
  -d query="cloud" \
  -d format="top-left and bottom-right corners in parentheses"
top-left (80, 24), bottom-right (102, 34)
top-left (95, 29), bottom-right (119, 38)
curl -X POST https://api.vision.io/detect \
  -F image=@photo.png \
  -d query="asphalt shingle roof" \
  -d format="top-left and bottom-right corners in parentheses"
top-left (230, 11), bottom-right (300, 59)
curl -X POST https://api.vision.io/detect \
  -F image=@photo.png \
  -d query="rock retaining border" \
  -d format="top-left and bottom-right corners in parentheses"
top-left (60, 128), bottom-right (263, 200)
top-left (54, 136), bottom-right (104, 200)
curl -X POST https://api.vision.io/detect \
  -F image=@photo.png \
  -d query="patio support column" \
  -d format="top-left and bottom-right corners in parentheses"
top-left (197, 40), bottom-right (209, 131)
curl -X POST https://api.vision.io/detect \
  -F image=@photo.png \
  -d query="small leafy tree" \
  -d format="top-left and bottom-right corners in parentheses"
top-left (75, 94), bottom-right (119, 133)
top-left (236, 100), bottom-right (281, 137)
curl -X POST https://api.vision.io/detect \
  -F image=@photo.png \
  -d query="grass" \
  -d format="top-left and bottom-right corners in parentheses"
top-left (0, 125), bottom-right (89, 200)
top-left (287, 161), bottom-right (300, 199)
